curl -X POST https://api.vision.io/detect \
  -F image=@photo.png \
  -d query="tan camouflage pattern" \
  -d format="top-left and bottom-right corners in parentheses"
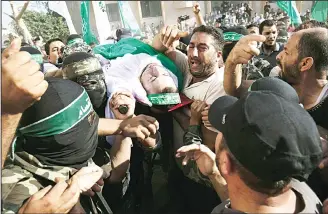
top-left (1, 151), bottom-right (97, 213)
top-left (62, 41), bottom-right (93, 61)
top-left (62, 57), bottom-right (102, 80)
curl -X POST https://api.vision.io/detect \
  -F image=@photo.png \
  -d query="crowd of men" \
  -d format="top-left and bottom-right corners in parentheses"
top-left (1, 1), bottom-right (328, 214)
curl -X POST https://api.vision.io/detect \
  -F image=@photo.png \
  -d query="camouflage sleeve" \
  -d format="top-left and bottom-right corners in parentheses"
top-left (2, 165), bottom-right (44, 213)
top-left (180, 125), bottom-right (213, 187)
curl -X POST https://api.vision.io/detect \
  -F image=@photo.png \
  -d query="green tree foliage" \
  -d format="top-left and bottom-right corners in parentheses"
top-left (20, 10), bottom-right (70, 42)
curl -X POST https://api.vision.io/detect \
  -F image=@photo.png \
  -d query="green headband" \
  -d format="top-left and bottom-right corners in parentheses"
top-left (147, 93), bottom-right (181, 105)
top-left (31, 54), bottom-right (43, 64)
top-left (224, 32), bottom-right (244, 42)
top-left (67, 38), bottom-right (84, 46)
top-left (19, 89), bottom-right (93, 137)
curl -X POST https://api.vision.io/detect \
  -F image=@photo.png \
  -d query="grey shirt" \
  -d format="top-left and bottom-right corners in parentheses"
top-left (211, 179), bottom-right (323, 214)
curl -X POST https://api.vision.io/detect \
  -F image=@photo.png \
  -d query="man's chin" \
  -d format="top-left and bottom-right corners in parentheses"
top-left (190, 70), bottom-right (204, 77)
top-left (264, 42), bottom-right (275, 47)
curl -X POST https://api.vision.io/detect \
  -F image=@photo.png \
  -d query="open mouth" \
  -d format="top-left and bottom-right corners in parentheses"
top-left (190, 59), bottom-right (201, 69)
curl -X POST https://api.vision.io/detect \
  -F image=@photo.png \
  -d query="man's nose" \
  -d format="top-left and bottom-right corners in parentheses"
top-left (192, 47), bottom-right (198, 57)
top-left (276, 52), bottom-right (282, 61)
top-left (152, 68), bottom-right (161, 77)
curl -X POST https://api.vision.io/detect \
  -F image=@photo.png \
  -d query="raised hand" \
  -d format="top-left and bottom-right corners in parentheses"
top-left (2, 38), bottom-right (48, 114)
top-left (159, 25), bottom-right (189, 49)
top-left (226, 34), bottom-right (266, 65)
top-left (176, 143), bottom-right (220, 177)
top-left (193, 3), bottom-right (201, 15)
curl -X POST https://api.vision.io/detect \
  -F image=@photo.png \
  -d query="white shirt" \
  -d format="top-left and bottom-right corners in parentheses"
top-left (172, 50), bottom-right (226, 150)
top-left (174, 50), bottom-right (226, 105)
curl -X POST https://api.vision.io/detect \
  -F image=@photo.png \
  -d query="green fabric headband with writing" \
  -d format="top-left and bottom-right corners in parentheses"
top-left (67, 38), bottom-right (84, 46)
top-left (31, 54), bottom-right (43, 64)
top-left (147, 93), bottom-right (181, 105)
top-left (224, 32), bottom-right (244, 42)
top-left (18, 89), bottom-right (93, 138)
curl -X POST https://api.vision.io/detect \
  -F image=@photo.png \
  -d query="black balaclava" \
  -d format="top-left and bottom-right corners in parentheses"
top-left (18, 78), bottom-right (99, 169)
top-left (62, 52), bottom-right (107, 109)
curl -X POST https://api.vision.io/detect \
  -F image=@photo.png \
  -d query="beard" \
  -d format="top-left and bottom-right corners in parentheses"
top-left (278, 61), bottom-right (301, 85)
top-left (188, 56), bottom-right (217, 78)
top-left (263, 41), bottom-right (276, 50)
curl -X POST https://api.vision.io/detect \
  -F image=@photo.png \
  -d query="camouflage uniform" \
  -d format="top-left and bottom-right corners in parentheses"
top-left (62, 39), bottom-right (110, 66)
top-left (1, 151), bottom-right (99, 213)
top-left (62, 39), bottom-right (94, 61)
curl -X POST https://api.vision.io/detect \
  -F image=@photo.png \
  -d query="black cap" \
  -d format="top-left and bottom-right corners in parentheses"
top-left (209, 91), bottom-right (322, 182)
top-left (249, 77), bottom-right (299, 103)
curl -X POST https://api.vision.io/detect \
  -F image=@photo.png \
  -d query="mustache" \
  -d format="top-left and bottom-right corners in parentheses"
top-left (276, 59), bottom-right (282, 67)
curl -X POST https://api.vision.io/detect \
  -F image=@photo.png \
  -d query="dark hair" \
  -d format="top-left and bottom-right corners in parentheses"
top-left (259, 20), bottom-right (276, 34)
top-left (222, 41), bottom-right (238, 62)
top-left (66, 34), bottom-right (82, 43)
top-left (294, 20), bottom-right (328, 32)
top-left (246, 23), bottom-right (258, 29)
top-left (116, 28), bottom-right (132, 41)
top-left (298, 28), bottom-right (328, 73)
top-left (21, 42), bottom-right (30, 47)
top-left (45, 38), bottom-right (64, 55)
top-left (219, 139), bottom-right (292, 196)
top-left (191, 25), bottom-right (225, 51)
top-left (33, 36), bottom-right (41, 42)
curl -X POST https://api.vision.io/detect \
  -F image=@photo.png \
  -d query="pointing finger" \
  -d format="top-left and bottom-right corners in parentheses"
top-left (240, 34), bottom-right (266, 44)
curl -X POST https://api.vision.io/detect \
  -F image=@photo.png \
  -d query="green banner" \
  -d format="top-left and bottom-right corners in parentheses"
top-left (276, 1), bottom-right (302, 25)
top-left (311, 1), bottom-right (328, 22)
top-left (80, 1), bottom-right (99, 45)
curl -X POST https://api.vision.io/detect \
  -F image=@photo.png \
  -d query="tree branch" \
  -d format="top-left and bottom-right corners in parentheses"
top-left (16, 1), bottom-right (30, 20)
top-left (9, 1), bottom-right (18, 18)
top-left (4, 12), bottom-right (15, 20)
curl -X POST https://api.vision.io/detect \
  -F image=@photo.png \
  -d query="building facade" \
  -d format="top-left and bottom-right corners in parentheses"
top-left (65, 1), bottom-right (314, 42)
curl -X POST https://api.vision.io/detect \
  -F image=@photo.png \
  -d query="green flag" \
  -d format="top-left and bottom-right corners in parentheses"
top-left (311, 1), bottom-right (328, 22)
top-left (277, 1), bottom-right (302, 25)
top-left (80, 1), bottom-right (99, 45)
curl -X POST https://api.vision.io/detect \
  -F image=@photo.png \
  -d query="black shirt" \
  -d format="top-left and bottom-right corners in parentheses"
top-left (307, 95), bottom-right (328, 130)
top-left (306, 94), bottom-right (328, 201)
top-left (257, 43), bottom-right (284, 67)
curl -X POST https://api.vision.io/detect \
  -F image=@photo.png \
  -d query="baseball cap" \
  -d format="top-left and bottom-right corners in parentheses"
top-left (208, 91), bottom-right (322, 182)
top-left (248, 77), bottom-right (299, 103)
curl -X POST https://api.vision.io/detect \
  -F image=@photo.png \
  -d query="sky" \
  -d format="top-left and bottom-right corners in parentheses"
top-left (2, 1), bottom-right (47, 30)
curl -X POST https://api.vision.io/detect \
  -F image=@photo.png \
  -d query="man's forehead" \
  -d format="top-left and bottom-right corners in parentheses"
top-left (262, 25), bottom-right (277, 32)
top-left (190, 32), bottom-right (213, 44)
top-left (50, 41), bottom-right (65, 48)
top-left (286, 34), bottom-right (300, 50)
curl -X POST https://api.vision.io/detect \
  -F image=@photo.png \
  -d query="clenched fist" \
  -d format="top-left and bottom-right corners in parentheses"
top-left (193, 3), bottom-right (201, 15)
top-left (2, 38), bottom-right (48, 114)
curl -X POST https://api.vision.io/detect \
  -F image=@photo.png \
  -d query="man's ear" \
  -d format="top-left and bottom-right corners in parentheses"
top-left (299, 57), bottom-right (314, 72)
top-left (218, 151), bottom-right (233, 177)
